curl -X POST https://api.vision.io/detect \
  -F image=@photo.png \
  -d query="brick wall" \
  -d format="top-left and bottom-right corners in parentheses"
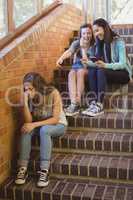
top-left (0, 4), bottom-right (83, 183)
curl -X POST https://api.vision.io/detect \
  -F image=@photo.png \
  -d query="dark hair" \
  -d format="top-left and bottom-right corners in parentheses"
top-left (23, 72), bottom-right (54, 95)
top-left (93, 18), bottom-right (118, 43)
top-left (79, 23), bottom-right (95, 46)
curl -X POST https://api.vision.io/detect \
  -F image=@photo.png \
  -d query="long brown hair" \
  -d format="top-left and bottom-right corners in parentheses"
top-left (23, 72), bottom-right (54, 96)
top-left (79, 23), bottom-right (95, 46)
top-left (93, 18), bottom-right (118, 43)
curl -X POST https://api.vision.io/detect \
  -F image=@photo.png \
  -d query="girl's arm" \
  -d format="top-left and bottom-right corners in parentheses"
top-left (81, 46), bottom-right (97, 67)
top-left (56, 40), bottom-right (80, 67)
top-left (73, 52), bottom-right (77, 64)
top-left (105, 40), bottom-right (127, 70)
top-left (56, 49), bottom-right (72, 66)
top-left (23, 92), bottom-right (32, 123)
top-left (33, 90), bottom-right (62, 128)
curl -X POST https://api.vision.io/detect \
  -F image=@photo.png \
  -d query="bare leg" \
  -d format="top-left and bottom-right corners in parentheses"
top-left (68, 69), bottom-right (77, 104)
top-left (76, 68), bottom-right (88, 104)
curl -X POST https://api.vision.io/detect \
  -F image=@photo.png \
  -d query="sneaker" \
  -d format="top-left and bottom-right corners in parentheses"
top-left (82, 102), bottom-right (104, 117)
top-left (82, 101), bottom-right (96, 115)
top-left (37, 170), bottom-right (49, 187)
top-left (65, 103), bottom-right (80, 116)
top-left (15, 167), bottom-right (28, 185)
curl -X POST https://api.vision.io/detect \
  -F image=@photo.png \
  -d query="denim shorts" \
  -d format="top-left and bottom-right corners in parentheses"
top-left (72, 60), bottom-right (83, 70)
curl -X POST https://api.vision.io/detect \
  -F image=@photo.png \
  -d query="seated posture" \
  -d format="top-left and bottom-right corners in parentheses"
top-left (56, 24), bottom-right (94, 116)
top-left (82, 18), bottom-right (132, 117)
top-left (15, 72), bottom-right (67, 187)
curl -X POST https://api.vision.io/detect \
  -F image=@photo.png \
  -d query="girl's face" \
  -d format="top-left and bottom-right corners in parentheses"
top-left (93, 25), bottom-right (104, 40)
top-left (81, 27), bottom-right (92, 42)
top-left (24, 82), bottom-right (36, 99)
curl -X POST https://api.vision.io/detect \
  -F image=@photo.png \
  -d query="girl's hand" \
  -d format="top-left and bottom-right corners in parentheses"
top-left (23, 91), bottom-right (29, 106)
top-left (80, 38), bottom-right (85, 48)
top-left (95, 60), bottom-right (106, 68)
top-left (130, 78), bottom-right (133, 83)
top-left (80, 38), bottom-right (89, 48)
top-left (81, 57), bottom-right (89, 65)
top-left (21, 123), bottom-right (35, 134)
top-left (56, 57), bottom-right (63, 68)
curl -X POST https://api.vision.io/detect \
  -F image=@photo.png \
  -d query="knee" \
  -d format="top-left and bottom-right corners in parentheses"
top-left (97, 69), bottom-right (105, 79)
top-left (88, 68), bottom-right (96, 78)
top-left (77, 69), bottom-right (86, 77)
top-left (40, 125), bottom-right (50, 137)
top-left (68, 70), bottom-right (76, 79)
top-left (21, 133), bottom-right (30, 140)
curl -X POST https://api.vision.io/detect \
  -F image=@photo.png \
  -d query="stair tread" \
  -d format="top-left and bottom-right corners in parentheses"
top-left (32, 130), bottom-right (133, 154)
top-left (0, 177), bottom-right (133, 200)
top-left (21, 151), bottom-right (133, 182)
top-left (66, 111), bottom-right (133, 130)
top-left (29, 151), bottom-right (133, 161)
top-left (54, 68), bottom-right (133, 90)
top-left (62, 95), bottom-right (133, 110)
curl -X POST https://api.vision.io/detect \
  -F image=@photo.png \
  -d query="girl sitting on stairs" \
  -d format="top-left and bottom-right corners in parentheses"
top-left (15, 72), bottom-right (67, 187)
top-left (56, 24), bottom-right (95, 116)
top-left (82, 18), bottom-right (133, 117)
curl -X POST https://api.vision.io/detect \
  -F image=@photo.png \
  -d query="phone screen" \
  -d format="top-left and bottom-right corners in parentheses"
top-left (89, 56), bottom-right (99, 62)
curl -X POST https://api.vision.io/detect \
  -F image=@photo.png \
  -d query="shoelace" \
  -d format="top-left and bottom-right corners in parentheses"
top-left (66, 104), bottom-right (77, 112)
top-left (17, 168), bottom-right (26, 179)
top-left (38, 171), bottom-right (47, 181)
top-left (85, 101), bottom-right (96, 112)
top-left (90, 104), bottom-right (101, 113)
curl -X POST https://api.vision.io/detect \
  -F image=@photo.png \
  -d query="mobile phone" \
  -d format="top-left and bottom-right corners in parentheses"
top-left (89, 56), bottom-right (99, 62)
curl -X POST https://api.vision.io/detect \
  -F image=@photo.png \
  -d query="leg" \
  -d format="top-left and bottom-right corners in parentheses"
top-left (104, 69), bottom-right (130, 84)
top-left (66, 69), bottom-right (80, 116)
top-left (76, 68), bottom-right (88, 104)
top-left (68, 69), bottom-right (77, 104)
top-left (18, 129), bottom-right (36, 167)
top-left (82, 68), bottom-right (105, 116)
top-left (88, 67), bottom-right (98, 102)
top-left (39, 124), bottom-right (66, 170)
top-left (97, 68), bottom-right (106, 103)
top-left (15, 129), bottom-right (37, 185)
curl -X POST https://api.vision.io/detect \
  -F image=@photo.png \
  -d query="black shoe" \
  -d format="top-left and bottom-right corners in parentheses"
top-left (37, 170), bottom-right (49, 187)
top-left (15, 167), bottom-right (28, 185)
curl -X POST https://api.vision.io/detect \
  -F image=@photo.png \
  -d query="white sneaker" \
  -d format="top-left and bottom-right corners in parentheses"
top-left (82, 102), bottom-right (104, 117)
top-left (37, 170), bottom-right (49, 187)
top-left (15, 167), bottom-right (28, 185)
top-left (82, 101), bottom-right (96, 115)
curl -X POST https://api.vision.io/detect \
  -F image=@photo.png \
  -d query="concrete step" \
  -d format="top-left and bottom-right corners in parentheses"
top-left (32, 131), bottom-right (133, 156)
top-left (1, 177), bottom-right (133, 200)
top-left (0, 199), bottom-right (11, 200)
top-left (69, 36), bottom-right (133, 49)
top-left (73, 28), bottom-right (133, 37)
top-left (12, 151), bottom-right (133, 183)
top-left (56, 79), bottom-right (133, 95)
top-left (62, 95), bottom-right (133, 110)
top-left (123, 35), bottom-right (133, 45)
top-left (66, 111), bottom-right (133, 130)
top-left (74, 27), bottom-right (133, 37)
top-left (112, 27), bottom-right (133, 35)
top-left (54, 68), bottom-right (133, 94)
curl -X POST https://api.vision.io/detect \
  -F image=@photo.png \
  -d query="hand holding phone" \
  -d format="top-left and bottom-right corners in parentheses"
top-left (89, 56), bottom-right (100, 62)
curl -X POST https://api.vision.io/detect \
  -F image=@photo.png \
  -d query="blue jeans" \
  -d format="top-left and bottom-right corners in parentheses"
top-left (18, 124), bottom-right (66, 170)
top-left (88, 67), bottom-right (106, 103)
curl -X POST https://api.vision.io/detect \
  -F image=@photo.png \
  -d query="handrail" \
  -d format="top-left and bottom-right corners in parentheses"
top-left (0, 0), bottom-right (63, 50)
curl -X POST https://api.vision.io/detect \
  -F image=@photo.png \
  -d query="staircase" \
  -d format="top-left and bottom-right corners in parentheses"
top-left (0, 27), bottom-right (133, 200)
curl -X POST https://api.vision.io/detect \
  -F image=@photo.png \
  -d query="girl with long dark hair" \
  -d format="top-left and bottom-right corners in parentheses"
top-left (82, 18), bottom-right (132, 116)
top-left (15, 72), bottom-right (67, 187)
